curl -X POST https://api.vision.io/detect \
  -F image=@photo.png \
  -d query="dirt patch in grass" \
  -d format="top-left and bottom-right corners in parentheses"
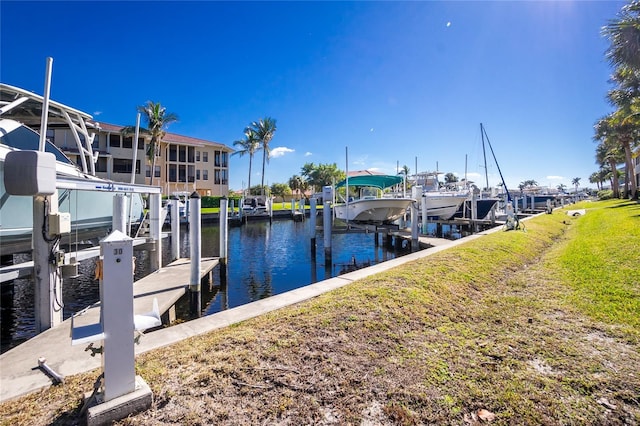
top-left (1, 204), bottom-right (639, 425)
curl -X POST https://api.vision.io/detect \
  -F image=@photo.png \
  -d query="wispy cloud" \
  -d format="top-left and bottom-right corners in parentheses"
top-left (93, 111), bottom-right (102, 116)
top-left (304, 152), bottom-right (312, 157)
top-left (271, 147), bottom-right (294, 158)
top-left (546, 175), bottom-right (564, 181)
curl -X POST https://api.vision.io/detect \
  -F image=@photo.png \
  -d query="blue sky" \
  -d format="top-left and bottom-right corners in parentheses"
top-left (0, 1), bottom-right (625, 192)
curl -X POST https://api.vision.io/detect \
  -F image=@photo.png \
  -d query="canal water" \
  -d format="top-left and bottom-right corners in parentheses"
top-left (1, 217), bottom-right (421, 353)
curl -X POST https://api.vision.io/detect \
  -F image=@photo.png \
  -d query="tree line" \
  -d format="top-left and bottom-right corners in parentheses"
top-left (593, 1), bottom-right (640, 200)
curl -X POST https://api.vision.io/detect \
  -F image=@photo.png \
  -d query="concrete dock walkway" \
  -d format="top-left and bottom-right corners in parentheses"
top-left (0, 257), bottom-right (218, 402)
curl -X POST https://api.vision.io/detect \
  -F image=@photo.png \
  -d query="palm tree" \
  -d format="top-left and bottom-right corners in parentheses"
top-left (602, 1), bottom-right (640, 71)
top-left (232, 129), bottom-right (260, 197)
top-left (288, 175), bottom-right (305, 200)
top-left (594, 119), bottom-right (625, 198)
top-left (557, 183), bottom-right (567, 193)
top-left (571, 177), bottom-right (581, 194)
top-left (137, 101), bottom-right (178, 186)
top-left (249, 117), bottom-right (277, 195)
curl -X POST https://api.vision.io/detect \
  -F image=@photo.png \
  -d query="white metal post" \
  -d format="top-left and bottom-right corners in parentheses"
top-left (410, 202), bottom-right (419, 251)
top-left (32, 194), bottom-right (63, 332)
top-left (112, 194), bottom-right (127, 233)
top-left (323, 200), bottom-right (332, 265)
top-left (189, 192), bottom-right (202, 314)
top-left (170, 196), bottom-right (180, 261)
top-left (219, 197), bottom-right (228, 265)
top-left (100, 231), bottom-right (135, 402)
top-left (149, 193), bottom-right (162, 271)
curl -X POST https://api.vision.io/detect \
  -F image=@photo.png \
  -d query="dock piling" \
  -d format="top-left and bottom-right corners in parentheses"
top-left (149, 193), bottom-right (162, 272)
top-left (323, 200), bottom-right (332, 266)
top-left (170, 195), bottom-right (180, 261)
top-left (189, 192), bottom-right (202, 315)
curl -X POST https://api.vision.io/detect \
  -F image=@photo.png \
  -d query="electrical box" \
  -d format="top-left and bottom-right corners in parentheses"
top-left (48, 212), bottom-right (71, 235)
top-left (4, 150), bottom-right (57, 196)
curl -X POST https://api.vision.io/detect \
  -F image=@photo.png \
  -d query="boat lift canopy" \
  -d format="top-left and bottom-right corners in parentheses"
top-left (336, 175), bottom-right (403, 190)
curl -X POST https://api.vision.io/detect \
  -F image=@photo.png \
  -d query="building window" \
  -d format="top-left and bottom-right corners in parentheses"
top-left (188, 147), bottom-right (195, 163)
top-left (196, 151), bottom-right (200, 162)
top-left (179, 165), bottom-right (186, 182)
top-left (196, 169), bottom-right (200, 180)
top-left (146, 165), bottom-right (161, 178)
top-left (122, 136), bottom-right (133, 149)
top-left (113, 159), bottom-right (137, 174)
top-left (203, 170), bottom-right (208, 180)
top-left (168, 164), bottom-right (177, 182)
top-left (203, 151), bottom-right (208, 162)
top-left (109, 134), bottom-right (120, 147)
top-left (215, 169), bottom-right (229, 185)
top-left (214, 151), bottom-right (229, 167)
top-left (179, 146), bottom-right (186, 162)
top-left (188, 165), bottom-right (195, 182)
top-left (169, 145), bottom-right (177, 162)
top-left (137, 137), bottom-right (145, 150)
top-left (92, 134), bottom-right (100, 150)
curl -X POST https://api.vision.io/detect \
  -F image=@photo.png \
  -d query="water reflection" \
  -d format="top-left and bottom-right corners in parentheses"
top-left (1, 218), bottom-right (413, 352)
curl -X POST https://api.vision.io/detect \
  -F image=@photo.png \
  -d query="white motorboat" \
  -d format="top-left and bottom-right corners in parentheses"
top-left (0, 84), bottom-right (145, 256)
top-left (413, 172), bottom-right (467, 220)
top-left (333, 174), bottom-right (414, 224)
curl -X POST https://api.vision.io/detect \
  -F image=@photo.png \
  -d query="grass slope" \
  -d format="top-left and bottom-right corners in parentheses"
top-left (1, 200), bottom-right (638, 425)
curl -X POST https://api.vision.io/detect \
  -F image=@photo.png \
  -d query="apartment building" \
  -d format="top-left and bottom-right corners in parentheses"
top-left (50, 122), bottom-right (232, 196)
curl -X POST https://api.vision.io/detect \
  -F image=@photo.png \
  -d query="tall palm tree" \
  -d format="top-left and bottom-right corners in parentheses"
top-left (571, 177), bottom-right (581, 194)
top-left (602, 1), bottom-right (640, 71)
top-left (137, 101), bottom-right (178, 186)
top-left (232, 129), bottom-right (260, 197)
top-left (249, 117), bottom-right (277, 194)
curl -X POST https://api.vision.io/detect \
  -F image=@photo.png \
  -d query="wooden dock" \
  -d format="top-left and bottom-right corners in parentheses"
top-left (0, 256), bottom-right (218, 402)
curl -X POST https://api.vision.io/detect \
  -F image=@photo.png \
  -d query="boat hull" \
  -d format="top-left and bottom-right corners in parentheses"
top-left (453, 198), bottom-right (499, 220)
top-left (420, 194), bottom-right (466, 220)
top-left (334, 198), bottom-right (413, 224)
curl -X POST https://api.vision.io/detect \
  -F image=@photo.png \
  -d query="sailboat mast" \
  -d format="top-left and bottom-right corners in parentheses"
top-left (480, 123), bottom-right (489, 191)
top-left (481, 123), bottom-right (512, 202)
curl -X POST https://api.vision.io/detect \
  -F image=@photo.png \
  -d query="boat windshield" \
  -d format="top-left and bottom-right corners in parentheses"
top-left (0, 124), bottom-right (74, 165)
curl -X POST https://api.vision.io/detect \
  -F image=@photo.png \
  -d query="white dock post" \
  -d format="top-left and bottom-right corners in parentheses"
top-left (189, 192), bottom-right (202, 315)
top-left (309, 197), bottom-right (317, 258)
top-left (149, 193), bottom-right (162, 272)
top-left (219, 196), bottom-right (228, 267)
top-left (100, 231), bottom-right (136, 401)
top-left (323, 200), bottom-right (332, 265)
top-left (4, 149), bottom-right (62, 334)
top-left (421, 195), bottom-right (428, 234)
top-left (81, 230), bottom-right (153, 424)
top-left (112, 194), bottom-right (127, 233)
top-left (219, 196), bottom-right (229, 290)
top-left (170, 196), bottom-right (180, 261)
top-left (410, 201), bottom-right (419, 251)
top-left (33, 194), bottom-right (63, 332)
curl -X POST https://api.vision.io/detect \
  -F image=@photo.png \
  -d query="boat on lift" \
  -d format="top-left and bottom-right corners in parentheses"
top-left (0, 83), bottom-right (145, 256)
top-left (333, 174), bottom-right (414, 224)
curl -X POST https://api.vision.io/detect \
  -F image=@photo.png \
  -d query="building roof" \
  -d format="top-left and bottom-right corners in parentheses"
top-left (94, 121), bottom-right (233, 152)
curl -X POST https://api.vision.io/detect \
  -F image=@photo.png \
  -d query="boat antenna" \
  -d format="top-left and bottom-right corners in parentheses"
top-left (481, 123), bottom-right (511, 202)
top-left (38, 57), bottom-right (53, 152)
